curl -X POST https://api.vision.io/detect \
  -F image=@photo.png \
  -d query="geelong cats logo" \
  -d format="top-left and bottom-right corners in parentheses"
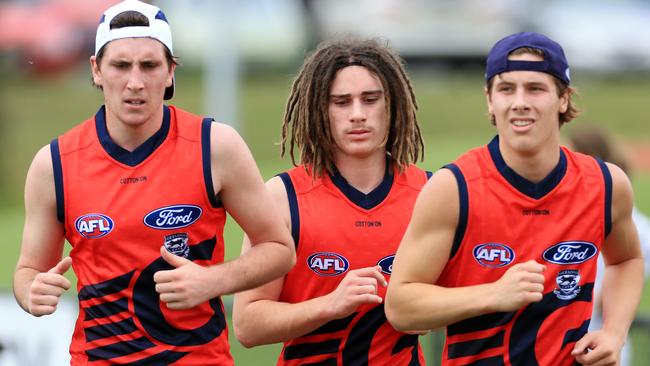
top-left (553, 269), bottom-right (581, 300)
top-left (164, 233), bottom-right (189, 258)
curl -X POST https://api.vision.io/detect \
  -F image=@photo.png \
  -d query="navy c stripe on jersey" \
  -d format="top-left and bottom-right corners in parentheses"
top-left (78, 270), bottom-right (134, 300)
top-left (133, 236), bottom-right (226, 347)
top-left (509, 282), bottom-right (594, 365)
top-left (86, 336), bottom-right (155, 361)
top-left (85, 318), bottom-right (138, 342)
top-left (562, 320), bottom-right (590, 349)
top-left (448, 331), bottom-right (505, 359)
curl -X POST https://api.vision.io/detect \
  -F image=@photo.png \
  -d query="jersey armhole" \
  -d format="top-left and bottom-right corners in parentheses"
top-left (201, 118), bottom-right (223, 208)
top-left (50, 138), bottom-right (65, 223)
top-left (595, 158), bottom-right (613, 237)
top-left (278, 172), bottom-right (300, 250)
top-left (443, 164), bottom-right (468, 259)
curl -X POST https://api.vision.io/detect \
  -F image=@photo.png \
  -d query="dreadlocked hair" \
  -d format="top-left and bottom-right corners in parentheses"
top-left (281, 38), bottom-right (424, 178)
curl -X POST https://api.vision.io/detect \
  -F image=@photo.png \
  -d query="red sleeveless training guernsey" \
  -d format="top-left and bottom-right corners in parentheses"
top-left (52, 105), bottom-right (233, 365)
top-left (437, 136), bottom-right (611, 366)
top-left (276, 164), bottom-right (429, 365)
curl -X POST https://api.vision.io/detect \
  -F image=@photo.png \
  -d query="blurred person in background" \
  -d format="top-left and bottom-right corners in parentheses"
top-left (12, 0), bottom-right (294, 364)
top-left (233, 38), bottom-right (429, 365)
top-left (567, 123), bottom-right (650, 366)
top-left (386, 32), bottom-right (644, 366)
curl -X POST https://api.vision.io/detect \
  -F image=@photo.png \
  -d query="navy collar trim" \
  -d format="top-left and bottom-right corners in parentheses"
top-left (95, 105), bottom-right (171, 167)
top-left (488, 135), bottom-right (566, 199)
top-left (329, 160), bottom-right (393, 210)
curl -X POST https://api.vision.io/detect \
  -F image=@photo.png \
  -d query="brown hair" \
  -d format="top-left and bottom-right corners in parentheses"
top-left (486, 47), bottom-right (580, 125)
top-left (92, 10), bottom-right (179, 88)
top-left (281, 38), bottom-right (423, 177)
top-left (567, 124), bottom-right (629, 174)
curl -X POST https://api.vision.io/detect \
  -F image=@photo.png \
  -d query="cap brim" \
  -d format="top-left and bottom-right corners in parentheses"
top-left (164, 77), bottom-right (174, 100)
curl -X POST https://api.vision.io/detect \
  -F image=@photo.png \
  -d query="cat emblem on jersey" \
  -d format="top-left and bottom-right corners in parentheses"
top-left (164, 233), bottom-right (189, 258)
top-left (553, 269), bottom-right (581, 300)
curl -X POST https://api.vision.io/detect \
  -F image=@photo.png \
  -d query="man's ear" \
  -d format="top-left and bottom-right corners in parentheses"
top-left (90, 55), bottom-right (102, 86)
top-left (484, 86), bottom-right (494, 116)
top-left (558, 88), bottom-right (570, 114)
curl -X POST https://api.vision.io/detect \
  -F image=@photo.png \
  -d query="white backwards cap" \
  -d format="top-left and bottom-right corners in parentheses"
top-left (95, 0), bottom-right (175, 99)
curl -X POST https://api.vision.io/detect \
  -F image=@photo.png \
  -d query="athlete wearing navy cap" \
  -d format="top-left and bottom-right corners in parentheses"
top-left (386, 32), bottom-right (643, 366)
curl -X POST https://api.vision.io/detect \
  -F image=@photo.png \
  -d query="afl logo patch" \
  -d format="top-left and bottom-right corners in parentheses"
top-left (75, 213), bottom-right (114, 238)
top-left (308, 252), bottom-right (349, 276)
top-left (473, 243), bottom-right (514, 268)
top-left (543, 241), bottom-right (597, 264)
top-left (144, 205), bottom-right (202, 230)
top-left (377, 255), bottom-right (395, 275)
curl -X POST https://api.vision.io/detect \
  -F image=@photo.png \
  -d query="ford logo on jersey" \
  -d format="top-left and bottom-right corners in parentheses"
top-left (377, 255), bottom-right (395, 275)
top-left (75, 213), bottom-right (114, 238)
top-left (543, 241), bottom-right (597, 264)
top-left (473, 243), bottom-right (514, 268)
top-left (144, 205), bottom-right (202, 230)
top-left (308, 252), bottom-right (349, 276)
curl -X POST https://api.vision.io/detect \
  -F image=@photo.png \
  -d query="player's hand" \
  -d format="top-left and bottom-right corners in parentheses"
top-left (154, 246), bottom-right (215, 310)
top-left (571, 330), bottom-right (623, 366)
top-left (489, 260), bottom-right (545, 312)
top-left (28, 257), bottom-right (72, 316)
top-left (324, 266), bottom-right (387, 319)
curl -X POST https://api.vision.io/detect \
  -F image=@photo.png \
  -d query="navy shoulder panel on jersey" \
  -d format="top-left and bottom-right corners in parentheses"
top-left (444, 164), bottom-right (468, 259)
top-left (50, 138), bottom-right (65, 223)
top-left (278, 172), bottom-right (300, 248)
top-left (596, 158), bottom-right (613, 237)
top-left (201, 118), bottom-right (222, 208)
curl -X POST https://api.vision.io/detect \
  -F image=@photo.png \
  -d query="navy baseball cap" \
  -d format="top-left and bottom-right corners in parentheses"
top-left (485, 32), bottom-right (570, 85)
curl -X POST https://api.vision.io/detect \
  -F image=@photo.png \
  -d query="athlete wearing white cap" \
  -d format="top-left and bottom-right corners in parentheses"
top-left (13, 1), bottom-right (295, 364)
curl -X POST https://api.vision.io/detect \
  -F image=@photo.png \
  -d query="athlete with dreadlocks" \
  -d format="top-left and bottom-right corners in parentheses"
top-left (233, 38), bottom-right (429, 365)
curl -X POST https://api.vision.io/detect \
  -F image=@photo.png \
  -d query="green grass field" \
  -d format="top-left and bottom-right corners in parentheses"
top-left (0, 68), bottom-right (649, 365)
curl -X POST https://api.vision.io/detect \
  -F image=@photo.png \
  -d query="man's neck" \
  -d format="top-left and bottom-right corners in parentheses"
top-left (499, 138), bottom-right (560, 183)
top-left (333, 152), bottom-right (388, 194)
top-left (104, 107), bottom-right (164, 152)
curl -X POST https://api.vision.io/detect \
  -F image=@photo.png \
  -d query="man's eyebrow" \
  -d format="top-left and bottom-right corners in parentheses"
top-left (330, 90), bottom-right (383, 97)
